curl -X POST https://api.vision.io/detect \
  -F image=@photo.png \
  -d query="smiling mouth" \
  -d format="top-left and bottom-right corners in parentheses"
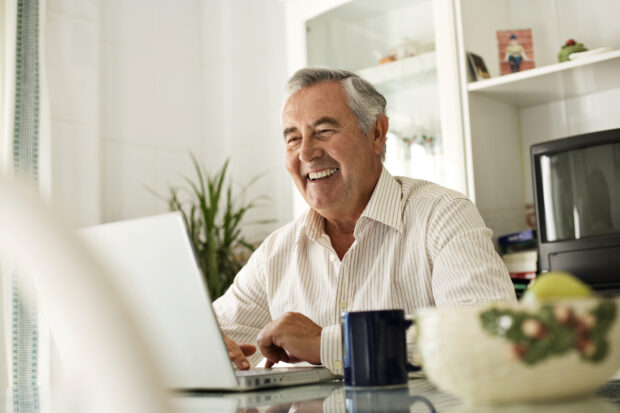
top-left (306, 168), bottom-right (339, 182)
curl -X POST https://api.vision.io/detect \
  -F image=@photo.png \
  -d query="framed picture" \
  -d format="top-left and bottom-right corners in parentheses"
top-left (497, 29), bottom-right (535, 75)
top-left (466, 52), bottom-right (491, 81)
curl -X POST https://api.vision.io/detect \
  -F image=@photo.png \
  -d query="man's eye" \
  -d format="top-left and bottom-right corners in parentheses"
top-left (286, 137), bottom-right (301, 145)
top-left (318, 129), bottom-right (335, 136)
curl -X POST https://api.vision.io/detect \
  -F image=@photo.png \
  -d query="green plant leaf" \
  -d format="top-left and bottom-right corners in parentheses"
top-left (147, 153), bottom-right (272, 300)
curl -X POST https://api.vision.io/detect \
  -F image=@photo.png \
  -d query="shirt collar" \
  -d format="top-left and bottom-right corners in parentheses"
top-left (299, 207), bottom-right (324, 243)
top-left (295, 167), bottom-right (404, 244)
top-left (359, 167), bottom-right (404, 232)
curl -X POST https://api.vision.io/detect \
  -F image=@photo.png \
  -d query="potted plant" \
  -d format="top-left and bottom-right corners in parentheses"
top-left (151, 154), bottom-right (272, 300)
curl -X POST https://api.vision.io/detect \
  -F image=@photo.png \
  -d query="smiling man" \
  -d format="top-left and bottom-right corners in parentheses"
top-left (213, 67), bottom-right (516, 374)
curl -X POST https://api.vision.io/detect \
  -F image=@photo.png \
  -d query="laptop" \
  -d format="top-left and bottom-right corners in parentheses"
top-left (78, 212), bottom-right (337, 391)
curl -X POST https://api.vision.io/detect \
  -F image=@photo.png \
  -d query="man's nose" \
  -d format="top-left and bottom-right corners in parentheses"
top-left (299, 136), bottom-right (321, 163)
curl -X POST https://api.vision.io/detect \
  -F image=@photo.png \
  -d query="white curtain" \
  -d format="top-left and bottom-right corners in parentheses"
top-left (1, 0), bottom-right (51, 398)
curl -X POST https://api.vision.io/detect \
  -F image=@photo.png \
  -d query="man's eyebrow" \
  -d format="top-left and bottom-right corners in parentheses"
top-left (312, 117), bottom-right (340, 128)
top-left (283, 126), bottom-right (298, 139)
top-left (282, 117), bottom-right (341, 139)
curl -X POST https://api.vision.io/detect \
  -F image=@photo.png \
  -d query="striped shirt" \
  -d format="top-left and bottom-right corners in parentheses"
top-left (213, 167), bottom-right (517, 374)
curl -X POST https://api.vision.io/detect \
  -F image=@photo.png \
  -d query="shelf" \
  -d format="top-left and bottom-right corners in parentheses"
top-left (357, 52), bottom-right (437, 93)
top-left (467, 50), bottom-right (620, 107)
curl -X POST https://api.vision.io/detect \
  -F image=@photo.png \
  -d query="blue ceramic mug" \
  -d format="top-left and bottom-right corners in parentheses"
top-left (341, 309), bottom-right (417, 387)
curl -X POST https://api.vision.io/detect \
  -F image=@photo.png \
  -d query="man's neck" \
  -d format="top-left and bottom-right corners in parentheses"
top-left (320, 167), bottom-right (383, 259)
top-left (324, 218), bottom-right (357, 260)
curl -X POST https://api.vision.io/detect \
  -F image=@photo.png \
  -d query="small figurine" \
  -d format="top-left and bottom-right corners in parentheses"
top-left (505, 33), bottom-right (530, 72)
top-left (558, 39), bottom-right (588, 62)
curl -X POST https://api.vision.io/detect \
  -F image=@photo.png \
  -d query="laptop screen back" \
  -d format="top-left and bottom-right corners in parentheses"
top-left (78, 212), bottom-right (238, 389)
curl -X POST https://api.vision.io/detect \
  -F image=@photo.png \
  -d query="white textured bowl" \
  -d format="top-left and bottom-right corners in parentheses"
top-left (417, 297), bottom-right (620, 404)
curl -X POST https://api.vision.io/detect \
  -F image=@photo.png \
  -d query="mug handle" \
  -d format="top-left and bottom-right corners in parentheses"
top-left (408, 396), bottom-right (437, 413)
top-left (405, 316), bottom-right (422, 372)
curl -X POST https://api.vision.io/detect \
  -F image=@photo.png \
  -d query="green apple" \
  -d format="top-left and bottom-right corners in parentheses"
top-left (522, 271), bottom-right (592, 302)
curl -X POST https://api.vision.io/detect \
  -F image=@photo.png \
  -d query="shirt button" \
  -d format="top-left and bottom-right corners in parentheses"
top-left (333, 360), bottom-right (342, 370)
top-left (339, 301), bottom-right (348, 311)
top-left (330, 254), bottom-right (337, 262)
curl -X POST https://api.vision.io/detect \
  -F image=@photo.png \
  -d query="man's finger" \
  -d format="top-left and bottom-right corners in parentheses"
top-left (260, 344), bottom-right (290, 366)
top-left (239, 344), bottom-right (257, 357)
top-left (223, 334), bottom-right (251, 369)
top-left (227, 346), bottom-right (250, 369)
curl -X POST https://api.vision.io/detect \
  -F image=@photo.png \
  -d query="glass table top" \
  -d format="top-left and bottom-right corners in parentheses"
top-left (2, 378), bottom-right (618, 412)
top-left (172, 378), bottom-right (620, 413)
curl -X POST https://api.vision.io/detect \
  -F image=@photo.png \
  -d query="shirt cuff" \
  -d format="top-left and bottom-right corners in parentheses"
top-left (320, 324), bottom-right (343, 375)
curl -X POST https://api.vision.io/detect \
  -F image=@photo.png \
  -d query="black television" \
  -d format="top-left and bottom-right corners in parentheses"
top-left (531, 127), bottom-right (620, 294)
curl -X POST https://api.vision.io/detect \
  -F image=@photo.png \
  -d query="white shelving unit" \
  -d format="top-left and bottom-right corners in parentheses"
top-left (458, 0), bottom-right (620, 241)
top-left (468, 50), bottom-right (620, 107)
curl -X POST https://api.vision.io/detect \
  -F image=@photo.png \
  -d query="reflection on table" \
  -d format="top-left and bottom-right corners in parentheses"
top-left (173, 378), bottom-right (620, 413)
top-left (3, 378), bottom-right (619, 412)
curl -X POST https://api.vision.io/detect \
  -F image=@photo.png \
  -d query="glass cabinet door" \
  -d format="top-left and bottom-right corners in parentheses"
top-left (305, 0), bottom-right (457, 190)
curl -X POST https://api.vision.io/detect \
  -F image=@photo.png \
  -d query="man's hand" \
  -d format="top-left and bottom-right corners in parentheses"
top-left (256, 312), bottom-right (322, 368)
top-left (223, 333), bottom-right (256, 370)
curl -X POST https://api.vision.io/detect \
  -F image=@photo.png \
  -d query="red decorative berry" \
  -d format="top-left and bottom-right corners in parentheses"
top-left (566, 39), bottom-right (576, 46)
top-left (511, 344), bottom-right (528, 360)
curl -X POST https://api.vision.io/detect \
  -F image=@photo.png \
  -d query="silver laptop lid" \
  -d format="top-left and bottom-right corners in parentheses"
top-left (78, 212), bottom-right (238, 389)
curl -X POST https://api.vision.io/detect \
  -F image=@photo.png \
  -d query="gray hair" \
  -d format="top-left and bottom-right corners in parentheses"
top-left (284, 67), bottom-right (387, 138)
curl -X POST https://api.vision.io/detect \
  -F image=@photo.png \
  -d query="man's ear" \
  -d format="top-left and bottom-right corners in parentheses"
top-left (372, 114), bottom-right (389, 156)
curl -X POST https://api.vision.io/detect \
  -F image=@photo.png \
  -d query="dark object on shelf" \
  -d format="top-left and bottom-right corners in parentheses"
top-left (499, 229), bottom-right (537, 254)
top-left (558, 38), bottom-right (588, 62)
top-left (466, 52), bottom-right (491, 81)
top-left (511, 278), bottom-right (532, 299)
top-left (531, 128), bottom-right (620, 294)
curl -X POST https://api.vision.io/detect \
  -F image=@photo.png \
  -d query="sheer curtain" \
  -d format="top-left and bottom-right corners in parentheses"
top-left (1, 0), bottom-right (51, 397)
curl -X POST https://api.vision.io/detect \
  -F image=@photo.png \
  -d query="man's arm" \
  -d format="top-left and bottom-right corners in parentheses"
top-left (427, 197), bottom-right (517, 305)
top-left (256, 312), bottom-right (322, 367)
top-left (213, 250), bottom-right (273, 369)
top-left (255, 312), bottom-right (346, 375)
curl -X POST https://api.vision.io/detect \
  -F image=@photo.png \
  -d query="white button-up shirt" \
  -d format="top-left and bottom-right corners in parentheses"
top-left (213, 168), bottom-right (517, 374)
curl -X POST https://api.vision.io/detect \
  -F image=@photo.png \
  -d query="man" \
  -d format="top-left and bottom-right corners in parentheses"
top-left (213, 67), bottom-right (516, 375)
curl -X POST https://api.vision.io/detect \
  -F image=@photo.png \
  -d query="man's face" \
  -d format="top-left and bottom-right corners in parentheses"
top-left (282, 81), bottom-right (385, 219)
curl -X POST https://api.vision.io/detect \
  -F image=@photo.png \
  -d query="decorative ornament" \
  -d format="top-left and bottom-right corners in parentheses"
top-left (558, 38), bottom-right (588, 62)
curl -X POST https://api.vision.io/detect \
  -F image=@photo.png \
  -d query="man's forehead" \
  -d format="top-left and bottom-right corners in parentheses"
top-left (281, 82), bottom-right (350, 124)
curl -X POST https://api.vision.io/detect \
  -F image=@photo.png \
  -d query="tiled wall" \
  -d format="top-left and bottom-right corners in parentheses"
top-left (46, 0), bottom-right (292, 237)
top-left (46, 0), bottom-right (100, 226)
top-left (201, 0), bottom-right (293, 239)
top-left (100, 0), bottom-right (205, 223)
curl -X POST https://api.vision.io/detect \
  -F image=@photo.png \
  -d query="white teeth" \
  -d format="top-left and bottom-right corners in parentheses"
top-left (308, 168), bottom-right (338, 181)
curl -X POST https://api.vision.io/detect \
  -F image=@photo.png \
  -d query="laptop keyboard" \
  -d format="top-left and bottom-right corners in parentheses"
top-left (234, 367), bottom-right (317, 377)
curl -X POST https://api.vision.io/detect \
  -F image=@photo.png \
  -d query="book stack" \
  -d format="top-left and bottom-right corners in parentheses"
top-left (499, 229), bottom-right (538, 298)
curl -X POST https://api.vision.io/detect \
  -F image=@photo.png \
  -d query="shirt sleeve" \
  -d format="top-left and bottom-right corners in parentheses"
top-left (320, 324), bottom-right (343, 375)
top-left (212, 248), bottom-right (272, 367)
top-left (427, 197), bottom-right (517, 306)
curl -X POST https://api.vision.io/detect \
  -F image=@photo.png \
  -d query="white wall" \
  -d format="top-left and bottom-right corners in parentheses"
top-left (100, 0), bottom-right (205, 223)
top-left (201, 0), bottom-right (292, 239)
top-left (45, 0), bottom-right (291, 238)
top-left (46, 0), bottom-right (100, 226)
top-left (100, 0), bottom-right (292, 239)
